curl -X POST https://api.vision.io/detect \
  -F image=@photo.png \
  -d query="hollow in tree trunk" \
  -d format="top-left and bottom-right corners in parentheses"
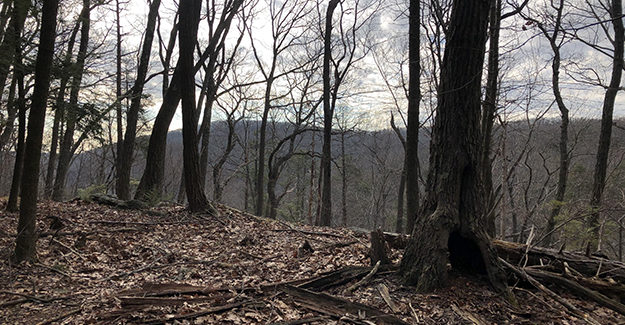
top-left (399, 0), bottom-right (508, 294)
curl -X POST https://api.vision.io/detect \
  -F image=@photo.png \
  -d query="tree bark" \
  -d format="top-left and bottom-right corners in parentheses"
top-left (405, 0), bottom-right (421, 235)
top-left (178, 0), bottom-right (214, 213)
top-left (588, 0), bottom-right (624, 250)
top-left (13, 0), bottom-right (59, 263)
top-left (319, 0), bottom-right (340, 226)
top-left (399, 0), bottom-right (508, 294)
top-left (116, 0), bottom-right (161, 200)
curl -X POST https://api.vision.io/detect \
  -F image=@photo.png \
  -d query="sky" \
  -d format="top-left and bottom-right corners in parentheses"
top-left (67, 0), bottom-right (625, 132)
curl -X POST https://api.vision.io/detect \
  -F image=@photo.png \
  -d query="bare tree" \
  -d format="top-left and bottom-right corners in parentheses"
top-left (52, 0), bottom-right (92, 201)
top-left (135, 0), bottom-right (245, 202)
top-left (588, 0), bottom-right (624, 250)
top-left (13, 0), bottom-right (59, 263)
top-left (522, 1), bottom-right (572, 247)
top-left (115, 0), bottom-right (162, 200)
top-left (399, 0), bottom-right (508, 294)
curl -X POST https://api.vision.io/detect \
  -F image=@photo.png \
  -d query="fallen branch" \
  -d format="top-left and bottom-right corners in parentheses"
top-left (526, 268), bottom-right (625, 315)
top-left (345, 261), bottom-right (380, 292)
top-left (451, 304), bottom-right (485, 325)
top-left (298, 266), bottom-right (374, 291)
top-left (34, 263), bottom-right (71, 277)
top-left (267, 316), bottom-right (330, 325)
top-left (493, 240), bottom-right (625, 283)
top-left (378, 284), bottom-right (399, 313)
top-left (0, 298), bottom-right (29, 307)
top-left (499, 258), bottom-right (601, 325)
top-left (119, 295), bottom-right (229, 307)
top-left (36, 308), bottom-right (81, 325)
top-left (142, 300), bottom-right (253, 324)
top-left (281, 285), bottom-right (409, 325)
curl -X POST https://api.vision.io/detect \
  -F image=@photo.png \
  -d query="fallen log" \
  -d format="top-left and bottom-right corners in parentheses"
top-left (373, 232), bottom-right (625, 285)
top-left (493, 240), bottom-right (625, 283)
top-left (280, 285), bottom-right (409, 325)
top-left (141, 300), bottom-right (255, 324)
top-left (525, 268), bottom-right (625, 316)
top-left (499, 258), bottom-right (601, 325)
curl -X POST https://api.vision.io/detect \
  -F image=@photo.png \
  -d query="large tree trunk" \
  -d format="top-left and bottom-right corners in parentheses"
top-left (134, 63), bottom-right (182, 201)
top-left (178, 0), bottom-right (214, 213)
top-left (399, 0), bottom-right (508, 294)
top-left (13, 0), bottom-right (58, 263)
top-left (405, 0), bottom-right (421, 235)
top-left (588, 0), bottom-right (624, 250)
top-left (116, 0), bottom-right (161, 200)
top-left (319, 0), bottom-right (340, 227)
top-left (52, 0), bottom-right (91, 201)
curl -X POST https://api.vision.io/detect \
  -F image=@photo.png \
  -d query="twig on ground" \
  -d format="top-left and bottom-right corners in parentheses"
top-left (267, 316), bottom-right (331, 325)
top-left (35, 308), bottom-right (81, 325)
top-left (34, 262), bottom-right (71, 277)
top-left (346, 261), bottom-right (381, 293)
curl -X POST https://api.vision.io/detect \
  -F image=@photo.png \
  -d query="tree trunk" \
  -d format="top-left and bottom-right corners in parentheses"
top-left (135, 0), bottom-right (244, 202)
top-left (0, 77), bottom-right (17, 152)
top-left (52, 0), bottom-right (91, 201)
top-left (340, 131), bottom-right (348, 226)
top-left (480, 0), bottom-right (501, 236)
top-left (43, 19), bottom-right (80, 199)
top-left (6, 75), bottom-right (25, 212)
top-left (178, 0), bottom-right (214, 213)
top-left (405, 0), bottom-right (421, 235)
top-left (543, 2), bottom-right (569, 247)
top-left (319, 0), bottom-right (340, 227)
top-left (116, 0), bottom-right (161, 200)
top-left (13, 0), bottom-right (58, 263)
top-left (399, 0), bottom-right (508, 294)
top-left (0, 0), bottom-right (29, 105)
top-left (255, 76), bottom-right (274, 216)
top-left (0, 0), bottom-right (13, 43)
top-left (198, 82), bottom-right (215, 189)
top-left (114, 0), bottom-right (124, 197)
top-left (390, 113), bottom-right (407, 234)
top-left (134, 63), bottom-right (182, 201)
top-left (588, 0), bottom-right (624, 250)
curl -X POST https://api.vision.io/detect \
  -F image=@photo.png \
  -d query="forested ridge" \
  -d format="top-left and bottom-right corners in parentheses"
top-left (1, 0), bottom-right (625, 323)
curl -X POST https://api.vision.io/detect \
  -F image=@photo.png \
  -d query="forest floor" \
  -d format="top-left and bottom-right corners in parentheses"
top-left (0, 199), bottom-right (623, 324)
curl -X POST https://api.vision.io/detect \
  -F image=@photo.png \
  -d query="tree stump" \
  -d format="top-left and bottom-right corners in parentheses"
top-left (370, 229), bottom-right (391, 266)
